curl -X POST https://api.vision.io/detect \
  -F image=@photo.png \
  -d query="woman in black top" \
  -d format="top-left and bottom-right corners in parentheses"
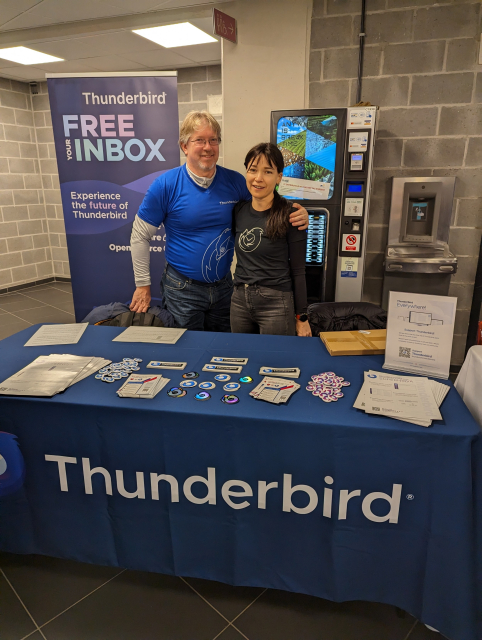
top-left (230, 143), bottom-right (311, 337)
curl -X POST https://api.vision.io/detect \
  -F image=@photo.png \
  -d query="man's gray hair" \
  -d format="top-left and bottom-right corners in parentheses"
top-left (179, 110), bottom-right (222, 148)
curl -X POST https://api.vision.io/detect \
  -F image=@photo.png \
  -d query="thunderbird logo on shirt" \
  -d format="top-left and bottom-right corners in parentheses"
top-left (238, 227), bottom-right (264, 253)
top-left (0, 432), bottom-right (26, 498)
top-left (202, 228), bottom-right (234, 283)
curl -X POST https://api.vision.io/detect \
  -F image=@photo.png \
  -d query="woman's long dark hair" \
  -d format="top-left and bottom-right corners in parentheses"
top-left (244, 142), bottom-right (291, 239)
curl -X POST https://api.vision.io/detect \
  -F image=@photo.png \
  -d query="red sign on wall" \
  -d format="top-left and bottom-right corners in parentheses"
top-left (213, 8), bottom-right (237, 44)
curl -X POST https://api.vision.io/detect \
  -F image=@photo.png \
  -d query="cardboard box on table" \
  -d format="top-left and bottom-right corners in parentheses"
top-left (320, 329), bottom-right (386, 356)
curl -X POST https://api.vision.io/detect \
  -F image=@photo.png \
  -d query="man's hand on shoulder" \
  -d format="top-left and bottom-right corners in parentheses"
top-left (289, 203), bottom-right (309, 231)
top-left (130, 286), bottom-right (151, 313)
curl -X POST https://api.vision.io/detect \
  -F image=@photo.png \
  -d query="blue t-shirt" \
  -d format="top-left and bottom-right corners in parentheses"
top-left (138, 165), bottom-right (250, 282)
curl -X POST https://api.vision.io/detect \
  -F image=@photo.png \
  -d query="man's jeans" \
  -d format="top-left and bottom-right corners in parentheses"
top-left (230, 284), bottom-right (296, 335)
top-left (160, 264), bottom-right (233, 332)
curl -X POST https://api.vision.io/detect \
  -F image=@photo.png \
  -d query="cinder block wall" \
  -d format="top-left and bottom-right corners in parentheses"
top-left (177, 65), bottom-right (223, 165)
top-left (33, 82), bottom-right (67, 279)
top-left (0, 65), bottom-right (222, 292)
top-left (309, 0), bottom-right (482, 364)
top-left (0, 79), bottom-right (53, 289)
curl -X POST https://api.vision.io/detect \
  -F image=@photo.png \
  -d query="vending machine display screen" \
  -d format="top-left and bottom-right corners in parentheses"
top-left (276, 115), bottom-right (338, 201)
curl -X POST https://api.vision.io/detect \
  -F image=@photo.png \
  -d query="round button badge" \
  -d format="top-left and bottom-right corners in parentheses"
top-left (180, 380), bottom-right (197, 388)
top-left (223, 382), bottom-right (241, 392)
top-left (214, 374), bottom-right (231, 382)
top-left (239, 376), bottom-right (253, 384)
top-left (167, 387), bottom-right (187, 398)
top-left (199, 381), bottom-right (215, 390)
top-left (182, 371), bottom-right (199, 379)
top-left (221, 394), bottom-right (239, 404)
top-left (194, 391), bottom-right (211, 401)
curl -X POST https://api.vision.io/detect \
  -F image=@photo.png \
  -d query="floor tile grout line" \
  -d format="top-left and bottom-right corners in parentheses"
top-left (211, 622), bottom-right (248, 640)
top-left (21, 290), bottom-right (72, 302)
top-left (1, 568), bottom-right (47, 639)
top-left (179, 576), bottom-right (233, 626)
top-left (403, 619), bottom-right (420, 640)
top-left (37, 568), bottom-right (127, 630)
top-left (0, 304), bottom-right (51, 315)
top-left (4, 310), bottom-right (34, 326)
top-left (18, 293), bottom-right (75, 316)
top-left (229, 588), bottom-right (268, 625)
top-left (3, 303), bottom-right (74, 319)
top-left (49, 285), bottom-right (72, 294)
top-left (20, 629), bottom-right (46, 640)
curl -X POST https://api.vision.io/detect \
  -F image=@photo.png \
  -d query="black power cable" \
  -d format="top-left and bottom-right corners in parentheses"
top-left (465, 236), bottom-right (482, 354)
top-left (356, 0), bottom-right (367, 104)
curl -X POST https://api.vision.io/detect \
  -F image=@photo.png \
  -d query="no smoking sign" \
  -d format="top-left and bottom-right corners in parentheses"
top-left (342, 234), bottom-right (359, 251)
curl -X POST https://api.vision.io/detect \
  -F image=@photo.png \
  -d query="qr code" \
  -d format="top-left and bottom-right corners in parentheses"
top-left (399, 347), bottom-right (411, 358)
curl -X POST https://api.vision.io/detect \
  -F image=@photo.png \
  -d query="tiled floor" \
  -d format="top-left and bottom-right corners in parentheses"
top-left (0, 283), bottom-right (445, 640)
top-left (0, 550), bottom-right (444, 640)
top-left (0, 281), bottom-right (75, 341)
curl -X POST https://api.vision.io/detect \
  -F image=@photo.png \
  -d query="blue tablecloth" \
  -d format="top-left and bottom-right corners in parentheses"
top-left (1, 325), bottom-right (481, 640)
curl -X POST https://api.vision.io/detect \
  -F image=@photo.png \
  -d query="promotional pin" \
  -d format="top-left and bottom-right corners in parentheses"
top-left (221, 394), bottom-right (239, 404)
top-left (194, 391), bottom-right (211, 401)
top-left (180, 380), bottom-right (197, 388)
top-left (223, 382), bottom-right (241, 392)
top-left (183, 371), bottom-right (199, 379)
top-left (102, 376), bottom-right (115, 383)
top-left (95, 374), bottom-right (103, 379)
top-left (167, 387), bottom-right (187, 398)
top-left (199, 381), bottom-right (216, 390)
top-left (214, 374), bottom-right (231, 382)
top-left (239, 376), bottom-right (253, 384)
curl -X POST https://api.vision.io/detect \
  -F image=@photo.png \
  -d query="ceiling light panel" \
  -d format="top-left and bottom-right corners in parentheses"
top-left (0, 46), bottom-right (63, 65)
top-left (133, 22), bottom-right (217, 48)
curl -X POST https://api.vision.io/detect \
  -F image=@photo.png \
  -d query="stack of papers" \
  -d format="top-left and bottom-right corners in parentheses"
top-left (117, 374), bottom-right (170, 399)
top-left (258, 367), bottom-right (301, 379)
top-left (354, 370), bottom-right (450, 427)
top-left (112, 327), bottom-right (186, 344)
top-left (24, 323), bottom-right (88, 346)
top-left (0, 354), bottom-right (111, 397)
top-left (250, 376), bottom-right (300, 404)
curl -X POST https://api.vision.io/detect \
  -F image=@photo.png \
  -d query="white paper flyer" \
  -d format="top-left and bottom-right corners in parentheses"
top-left (383, 291), bottom-right (457, 379)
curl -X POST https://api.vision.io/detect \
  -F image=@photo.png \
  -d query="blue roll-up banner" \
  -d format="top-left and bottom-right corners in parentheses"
top-left (47, 73), bottom-right (179, 321)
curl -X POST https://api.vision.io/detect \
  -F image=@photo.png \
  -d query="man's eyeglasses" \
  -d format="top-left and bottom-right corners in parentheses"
top-left (189, 137), bottom-right (220, 147)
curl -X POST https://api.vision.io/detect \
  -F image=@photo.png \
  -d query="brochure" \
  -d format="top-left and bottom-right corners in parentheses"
top-left (383, 292), bottom-right (456, 379)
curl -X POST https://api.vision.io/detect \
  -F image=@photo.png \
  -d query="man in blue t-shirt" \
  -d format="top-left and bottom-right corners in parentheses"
top-left (130, 111), bottom-right (308, 331)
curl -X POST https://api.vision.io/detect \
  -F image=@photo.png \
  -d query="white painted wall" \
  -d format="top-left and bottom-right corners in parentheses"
top-left (221, 0), bottom-right (312, 174)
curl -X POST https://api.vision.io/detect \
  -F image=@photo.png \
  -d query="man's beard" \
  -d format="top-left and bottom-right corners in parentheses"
top-left (197, 157), bottom-right (216, 171)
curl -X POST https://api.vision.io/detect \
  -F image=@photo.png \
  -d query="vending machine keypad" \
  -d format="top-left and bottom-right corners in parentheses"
top-left (306, 211), bottom-right (327, 265)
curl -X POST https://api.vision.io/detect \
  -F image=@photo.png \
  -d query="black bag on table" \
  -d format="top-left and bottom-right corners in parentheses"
top-left (96, 311), bottom-right (164, 327)
top-left (307, 302), bottom-right (386, 337)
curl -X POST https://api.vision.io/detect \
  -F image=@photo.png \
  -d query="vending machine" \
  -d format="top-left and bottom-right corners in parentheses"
top-left (270, 106), bottom-right (377, 303)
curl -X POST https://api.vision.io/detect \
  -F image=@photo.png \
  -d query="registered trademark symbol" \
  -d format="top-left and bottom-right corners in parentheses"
top-left (406, 494), bottom-right (414, 500)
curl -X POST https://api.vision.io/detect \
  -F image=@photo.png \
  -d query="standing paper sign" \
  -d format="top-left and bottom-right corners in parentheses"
top-left (48, 73), bottom-right (179, 321)
top-left (383, 291), bottom-right (457, 379)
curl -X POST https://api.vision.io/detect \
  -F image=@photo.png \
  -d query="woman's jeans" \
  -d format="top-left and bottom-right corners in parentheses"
top-left (230, 284), bottom-right (296, 335)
